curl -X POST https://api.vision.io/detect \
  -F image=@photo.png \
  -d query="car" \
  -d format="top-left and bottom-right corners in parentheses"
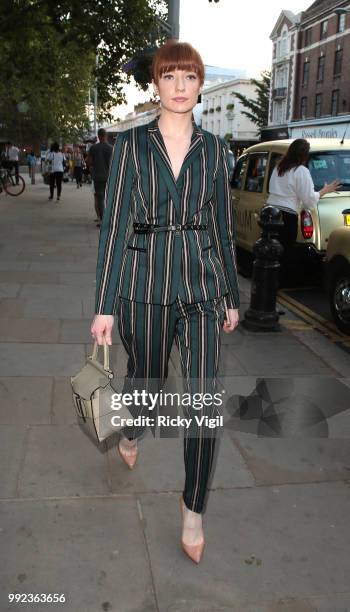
top-left (230, 139), bottom-right (350, 273)
top-left (325, 208), bottom-right (350, 335)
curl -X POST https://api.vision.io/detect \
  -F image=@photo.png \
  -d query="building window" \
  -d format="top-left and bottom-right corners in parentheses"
top-left (300, 96), bottom-right (308, 119)
top-left (315, 93), bottom-right (322, 117)
top-left (338, 13), bottom-right (346, 33)
top-left (320, 20), bottom-right (328, 40)
top-left (302, 60), bottom-right (310, 86)
top-left (317, 56), bottom-right (325, 82)
top-left (334, 49), bottom-right (343, 76)
top-left (304, 27), bottom-right (312, 46)
top-left (331, 90), bottom-right (339, 115)
top-left (281, 30), bottom-right (288, 56)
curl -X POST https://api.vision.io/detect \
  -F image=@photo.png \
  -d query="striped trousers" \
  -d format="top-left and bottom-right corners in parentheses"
top-left (116, 295), bottom-right (225, 513)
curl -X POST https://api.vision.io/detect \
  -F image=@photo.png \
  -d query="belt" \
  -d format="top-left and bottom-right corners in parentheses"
top-left (133, 223), bottom-right (208, 234)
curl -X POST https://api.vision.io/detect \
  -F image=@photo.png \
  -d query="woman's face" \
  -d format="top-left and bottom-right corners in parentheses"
top-left (154, 69), bottom-right (202, 115)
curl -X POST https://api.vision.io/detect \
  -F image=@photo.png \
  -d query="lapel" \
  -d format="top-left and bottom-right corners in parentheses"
top-left (147, 114), bottom-right (204, 218)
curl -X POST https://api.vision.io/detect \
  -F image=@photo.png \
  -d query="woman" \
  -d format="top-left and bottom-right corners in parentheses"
top-left (73, 147), bottom-right (83, 188)
top-left (266, 138), bottom-right (341, 272)
top-left (26, 149), bottom-right (37, 185)
top-left (46, 142), bottom-right (65, 201)
top-left (90, 40), bottom-right (240, 564)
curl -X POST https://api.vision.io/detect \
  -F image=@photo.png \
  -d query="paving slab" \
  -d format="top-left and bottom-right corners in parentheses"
top-left (0, 283), bottom-right (20, 298)
top-left (0, 377), bottom-right (52, 425)
top-left (18, 424), bottom-right (110, 497)
top-left (0, 318), bottom-right (60, 342)
top-left (19, 283), bottom-right (94, 300)
top-left (0, 271), bottom-right (61, 284)
top-left (0, 343), bottom-right (85, 376)
top-left (139, 483), bottom-right (350, 610)
top-left (60, 318), bottom-right (95, 343)
top-left (231, 436), bottom-right (350, 485)
top-left (0, 426), bottom-right (27, 498)
top-left (52, 377), bottom-right (77, 425)
top-left (0, 498), bottom-right (156, 612)
top-left (232, 336), bottom-right (337, 376)
top-left (105, 431), bottom-right (254, 496)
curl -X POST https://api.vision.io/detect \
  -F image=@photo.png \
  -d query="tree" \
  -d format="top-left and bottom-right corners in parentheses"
top-left (232, 71), bottom-right (271, 135)
top-left (0, 0), bottom-right (167, 144)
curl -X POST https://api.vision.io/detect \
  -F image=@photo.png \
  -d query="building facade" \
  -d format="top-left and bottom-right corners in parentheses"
top-left (290, 0), bottom-right (350, 138)
top-left (261, 10), bottom-right (300, 140)
top-left (265, 10), bottom-right (301, 140)
top-left (201, 79), bottom-right (259, 156)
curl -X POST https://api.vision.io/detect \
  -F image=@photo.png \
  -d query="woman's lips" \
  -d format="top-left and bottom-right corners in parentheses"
top-left (173, 98), bottom-right (188, 102)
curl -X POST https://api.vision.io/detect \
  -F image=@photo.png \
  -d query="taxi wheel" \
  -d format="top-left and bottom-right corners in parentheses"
top-left (329, 269), bottom-right (350, 335)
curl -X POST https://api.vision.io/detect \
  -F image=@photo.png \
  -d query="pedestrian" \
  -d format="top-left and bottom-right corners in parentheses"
top-left (45, 142), bottom-right (65, 201)
top-left (87, 128), bottom-right (113, 227)
top-left (73, 147), bottom-right (83, 188)
top-left (26, 149), bottom-right (37, 184)
top-left (90, 40), bottom-right (240, 564)
top-left (4, 141), bottom-right (20, 184)
top-left (266, 138), bottom-right (341, 275)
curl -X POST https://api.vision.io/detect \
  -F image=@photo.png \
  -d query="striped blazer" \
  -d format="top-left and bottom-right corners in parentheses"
top-left (95, 115), bottom-right (240, 314)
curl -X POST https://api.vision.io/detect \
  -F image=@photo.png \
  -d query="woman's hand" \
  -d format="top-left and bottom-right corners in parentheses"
top-left (91, 314), bottom-right (114, 345)
top-left (319, 179), bottom-right (342, 197)
top-left (223, 308), bottom-right (239, 334)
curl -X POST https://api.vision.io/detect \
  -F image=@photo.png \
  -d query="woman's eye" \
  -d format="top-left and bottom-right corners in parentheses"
top-left (187, 74), bottom-right (197, 80)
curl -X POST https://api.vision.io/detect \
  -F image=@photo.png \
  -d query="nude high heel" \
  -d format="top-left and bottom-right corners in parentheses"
top-left (117, 437), bottom-right (138, 470)
top-left (180, 496), bottom-right (205, 564)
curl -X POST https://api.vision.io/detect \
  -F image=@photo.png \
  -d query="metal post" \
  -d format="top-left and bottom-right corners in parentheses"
top-left (168, 0), bottom-right (180, 38)
top-left (93, 53), bottom-right (98, 138)
top-left (243, 206), bottom-right (284, 332)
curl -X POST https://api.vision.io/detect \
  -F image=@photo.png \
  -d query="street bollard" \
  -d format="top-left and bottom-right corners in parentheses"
top-left (242, 206), bottom-right (284, 332)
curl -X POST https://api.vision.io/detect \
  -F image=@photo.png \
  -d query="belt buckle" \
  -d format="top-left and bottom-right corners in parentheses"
top-left (175, 223), bottom-right (182, 235)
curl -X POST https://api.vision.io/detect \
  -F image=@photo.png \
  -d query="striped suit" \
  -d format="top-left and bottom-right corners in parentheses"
top-left (94, 115), bottom-right (240, 513)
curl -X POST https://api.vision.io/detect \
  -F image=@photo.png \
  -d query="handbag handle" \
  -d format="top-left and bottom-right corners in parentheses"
top-left (91, 341), bottom-right (110, 371)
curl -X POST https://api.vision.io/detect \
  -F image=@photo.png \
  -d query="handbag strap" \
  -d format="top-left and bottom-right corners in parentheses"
top-left (91, 341), bottom-right (110, 371)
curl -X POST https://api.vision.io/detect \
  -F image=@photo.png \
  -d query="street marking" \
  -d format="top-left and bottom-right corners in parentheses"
top-left (277, 291), bottom-right (350, 345)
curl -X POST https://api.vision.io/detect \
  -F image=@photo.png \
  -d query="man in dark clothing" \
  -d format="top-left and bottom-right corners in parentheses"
top-left (87, 128), bottom-right (113, 227)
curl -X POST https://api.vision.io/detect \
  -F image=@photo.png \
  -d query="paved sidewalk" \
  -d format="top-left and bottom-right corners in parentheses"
top-left (1, 181), bottom-right (350, 612)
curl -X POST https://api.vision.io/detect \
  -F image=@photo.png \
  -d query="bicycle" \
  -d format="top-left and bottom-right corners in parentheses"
top-left (0, 166), bottom-right (26, 196)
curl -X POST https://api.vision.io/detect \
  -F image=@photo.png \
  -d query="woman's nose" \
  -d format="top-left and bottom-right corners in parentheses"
top-left (175, 79), bottom-right (185, 91)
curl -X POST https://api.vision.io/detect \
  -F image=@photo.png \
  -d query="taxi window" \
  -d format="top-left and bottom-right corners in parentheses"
top-left (308, 151), bottom-right (350, 191)
top-left (244, 153), bottom-right (268, 193)
top-left (231, 154), bottom-right (247, 189)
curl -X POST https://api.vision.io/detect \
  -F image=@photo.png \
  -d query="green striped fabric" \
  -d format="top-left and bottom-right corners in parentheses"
top-left (95, 116), bottom-right (240, 314)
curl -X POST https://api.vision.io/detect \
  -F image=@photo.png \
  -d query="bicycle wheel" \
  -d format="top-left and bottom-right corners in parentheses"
top-left (4, 174), bottom-right (26, 196)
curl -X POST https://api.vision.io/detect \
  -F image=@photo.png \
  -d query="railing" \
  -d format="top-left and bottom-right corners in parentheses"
top-left (273, 87), bottom-right (287, 99)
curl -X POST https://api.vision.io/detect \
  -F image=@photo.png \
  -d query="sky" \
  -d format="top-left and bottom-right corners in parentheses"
top-left (113, 0), bottom-right (311, 121)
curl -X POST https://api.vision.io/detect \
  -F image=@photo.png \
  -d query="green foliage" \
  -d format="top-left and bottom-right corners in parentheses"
top-left (209, 108), bottom-right (214, 114)
top-left (226, 103), bottom-right (234, 110)
top-left (224, 132), bottom-right (232, 141)
top-left (215, 106), bottom-right (221, 112)
top-left (232, 71), bottom-right (271, 135)
top-left (0, 0), bottom-right (166, 144)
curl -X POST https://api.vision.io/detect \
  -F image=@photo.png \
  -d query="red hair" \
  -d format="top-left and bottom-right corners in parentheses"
top-left (151, 40), bottom-right (205, 85)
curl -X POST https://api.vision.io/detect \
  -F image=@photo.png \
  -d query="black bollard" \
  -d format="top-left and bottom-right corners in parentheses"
top-left (243, 206), bottom-right (284, 332)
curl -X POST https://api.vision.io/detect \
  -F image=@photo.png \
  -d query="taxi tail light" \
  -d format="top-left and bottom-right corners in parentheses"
top-left (301, 210), bottom-right (313, 239)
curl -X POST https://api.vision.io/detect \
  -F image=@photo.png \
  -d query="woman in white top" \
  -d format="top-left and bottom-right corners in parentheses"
top-left (46, 142), bottom-right (66, 201)
top-left (266, 138), bottom-right (340, 270)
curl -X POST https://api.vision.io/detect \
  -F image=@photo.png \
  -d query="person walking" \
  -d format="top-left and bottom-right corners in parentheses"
top-left (4, 141), bottom-right (20, 184)
top-left (45, 142), bottom-right (65, 201)
top-left (87, 128), bottom-right (113, 227)
top-left (26, 150), bottom-right (37, 185)
top-left (266, 138), bottom-right (341, 276)
top-left (90, 40), bottom-right (240, 564)
top-left (73, 147), bottom-right (83, 188)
